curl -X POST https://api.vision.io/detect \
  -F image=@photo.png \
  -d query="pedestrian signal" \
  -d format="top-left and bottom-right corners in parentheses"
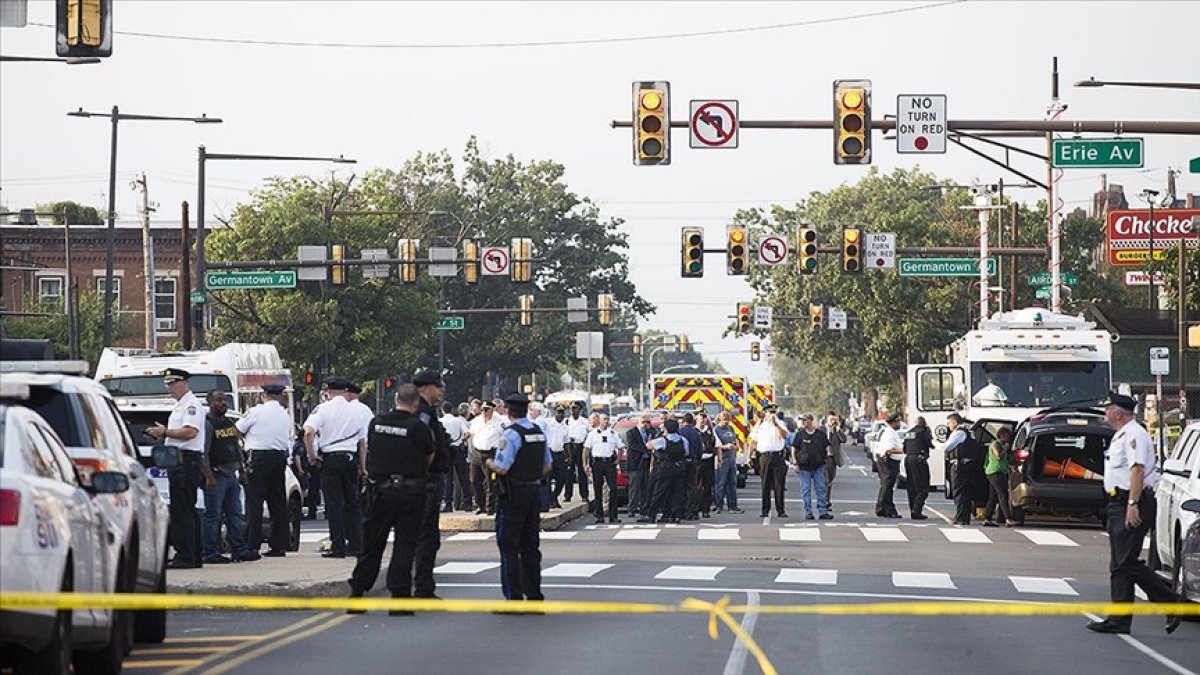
top-left (678, 334), bottom-right (689, 353)
top-left (56, 0), bottom-right (113, 58)
top-left (727, 226), bottom-right (748, 276)
top-left (597, 294), bottom-right (614, 326)
top-left (330, 243), bottom-right (347, 285)
top-left (833, 79), bottom-right (872, 165)
top-left (511, 238), bottom-right (532, 283)
top-left (797, 227), bottom-right (818, 274)
top-left (809, 304), bottom-right (823, 330)
top-left (750, 341), bottom-right (761, 361)
top-left (398, 239), bottom-right (419, 283)
top-left (633, 81), bottom-right (670, 166)
top-left (519, 295), bottom-right (533, 327)
top-left (841, 227), bottom-right (862, 274)
top-left (681, 227), bottom-right (704, 278)
top-left (632, 334), bottom-right (643, 354)
top-left (303, 371), bottom-right (316, 386)
top-left (736, 302), bottom-right (752, 335)
top-left (463, 240), bottom-right (479, 284)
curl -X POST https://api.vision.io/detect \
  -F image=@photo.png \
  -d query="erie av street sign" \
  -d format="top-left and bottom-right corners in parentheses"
top-left (898, 258), bottom-right (996, 277)
top-left (204, 270), bottom-right (296, 290)
top-left (1052, 138), bottom-right (1143, 169)
top-left (437, 316), bottom-right (465, 331)
top-left (1027, 272), bottom-right (1077, 286)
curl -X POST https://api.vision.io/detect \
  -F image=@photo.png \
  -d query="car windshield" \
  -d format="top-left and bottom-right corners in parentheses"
top-left (969, 362), bottom-right (1109, 409)
top-left (101, 374), bottom-right (232, 397)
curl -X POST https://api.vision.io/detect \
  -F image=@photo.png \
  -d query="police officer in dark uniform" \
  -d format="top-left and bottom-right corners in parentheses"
top-left (346, 384), bottom-right (436, 616)
top-left (412, 368), bottom-right (452, 600)
top-left (637, 418), bottom-right (690, 524)
top-left (485, 392), bottom-right (552, 609)
top-left (903, 416), bottom-right (934, 520)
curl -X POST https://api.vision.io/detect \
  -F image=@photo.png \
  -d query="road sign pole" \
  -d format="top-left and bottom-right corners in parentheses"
top-left (1156, 373), bottom-right (1164, 459)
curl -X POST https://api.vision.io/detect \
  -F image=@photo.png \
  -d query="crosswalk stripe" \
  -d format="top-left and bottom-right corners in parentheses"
top-left (775, 569), bottom-right (837, 585)
top-left (542, 563), bottom-right (614, 578)
top-left (540, 531), bottom-right (578, 540)
top-left (940, 528), bottom-right (992, 544)
top-left (698, 529), bottom-right (740, 541)
top-left (299, 532), bottom-right (326, 543)
top-left (1018, 530), bottom-right (1079, 547)
top-left (1008, 576), bottom-right (1078, 595)
top-left (655, 565), bottom-right (724, 581)
top-left (614, 529), bottom-right (660, 540)
top-left (447, 532), bottom-right (495, 542)
top-left (893, 572), bottom-right (956, 589)
top-left (434, 562), bottom-right (501, 575)
top-left (860, 527), bottom-right (908, 542)
top-left (779, 529), bottom-right (821, 542)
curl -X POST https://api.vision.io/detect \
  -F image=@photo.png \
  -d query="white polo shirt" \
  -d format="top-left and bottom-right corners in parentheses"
top-left (1104, 419), bottom-right (1158, 492)
top-left (305, 396), bottom-right (363, 454)
top-left (442, 413), bottom-right (469, 445)
top-left (584, 427), bottom-right (623, 459)
top-left (168, 390), bottom-right (206, 453)
top-left (876, 426), bottom-right (904, 460)
top-left (470, 414), bottom-right (505, 451)
top-left (752, 418), bottom-right (786, 453)
top-left (236, 399), bottom-right (292, 452)
top-left (567, 415), bottom-right (591, 443)
top-left (543, 418), bottom-right (569, 453)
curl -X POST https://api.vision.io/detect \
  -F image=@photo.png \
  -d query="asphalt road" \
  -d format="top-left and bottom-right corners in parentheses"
top-left (127, 449), bottom-right (1200, 675)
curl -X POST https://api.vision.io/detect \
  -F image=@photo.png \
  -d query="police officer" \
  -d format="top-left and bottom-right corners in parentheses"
top-left (148, 368), bottom-right (210, 569)
top-left (584, 413), bottom-right (623, 524)
top-left (1086, 392), bottom-right (1182, 635)
top-left (638, 418), bottom-right (690, 524)
top-left (305, 376), bottom-right (365, 558)
top-left (347, 384), bottom-right (437, 616)
top-left (903, 416), bottom-right (934, 520)
top-left (545, 406), bottom-right (571, 508)
top-left (564, 403), bottom-right (590, 503)
top-left (485, 393), bottom-right (552, 610)
top-left (412, 368), bottom-right (452, 600)
top-left (238, 383), bottom-right (294, 558)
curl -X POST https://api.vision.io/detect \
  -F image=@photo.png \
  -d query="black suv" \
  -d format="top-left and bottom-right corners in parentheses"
top-left (1006, 408), bottom-right (1111, 525)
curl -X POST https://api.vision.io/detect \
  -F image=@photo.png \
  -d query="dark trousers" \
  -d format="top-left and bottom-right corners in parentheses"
top-left (246, 451), bottom-right (290, 553)
top-left (590, 459), bottom-right (618, 520)
top-left (824, 455), bottom-right (839, 505)
top-left (320, 453), bottom-right (362, 555)
top-left (951, 460), bottom-right (974, 524)
top-left (682, 459), bottom-right (699, 517)
top-left (350, 484), bottom-right (425, 598)
top-left (444, 445), bottom-right (470, 510)
top-left (1104, 495), bottom-right (1178, 627)
top-left (549, 452), bottom-right (571, 504)
top-left (645, 459), bottom-right (684, 521)
top-left (698, 457), bottom-right (715, 515)
top-left (904, 454), bottom-right (931, 516)
top-left (758, 452), bottom-right (786, 516)
top-left (305, 463), bottom-right (322, 515)
top-left (875, 457), bottom-right (900, 517)
top-left (496, 485), bottom-right (543, 601)
top-left (568, 443), bottom-right (589, 501)
top-left (984, 472), bottom-right (1012, 523)
top-left (168, 453), bottom-right (204, 566)
top-left (627, 465), bottom-right (646, 513)
top-left (470, 450), bottom-right (497, 513)
top-left (414, 477), bottom-right (442, 597)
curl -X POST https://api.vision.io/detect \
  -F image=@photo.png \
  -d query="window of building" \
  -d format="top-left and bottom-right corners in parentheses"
top-left (96, 276), bottom-right (121, 300)
top-left (154, 277), bottom-right (177, 332)
top-left (37, 276), bottom-right (64, 308)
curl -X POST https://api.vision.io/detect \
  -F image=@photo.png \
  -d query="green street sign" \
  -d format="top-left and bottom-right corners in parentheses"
top-left (1027, 272), bottom-right (1077, 286)
top-left (1035, 285), bottom-right (1052, 301)
top-left (204, 270), bottom-right (296, 290)
top-left (189, 291), bottom-right (206, 304)
top-left (436, 316), bottom-right (464, 331)
top-left (1191, 156), bottom-right (1200, 174)
top-left (1051, 138), bottom-right (1143, 169)
top-left (597, 372), bottom-right (615, 379)
top-left (898, 257), bottom-right (997, 277)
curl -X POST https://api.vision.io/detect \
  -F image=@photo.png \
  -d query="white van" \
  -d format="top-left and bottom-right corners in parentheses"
top-left (1155, 422), bottom-right (1200, 588)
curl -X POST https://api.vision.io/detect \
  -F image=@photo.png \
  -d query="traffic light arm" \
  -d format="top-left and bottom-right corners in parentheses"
top-left (611, 118), bottom-right (1200, 135)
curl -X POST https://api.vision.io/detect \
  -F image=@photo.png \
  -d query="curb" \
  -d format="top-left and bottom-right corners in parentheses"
top-left (438, 501), bottom-right (590, 532)
top-left (168, 579), bottom-right (349, 598)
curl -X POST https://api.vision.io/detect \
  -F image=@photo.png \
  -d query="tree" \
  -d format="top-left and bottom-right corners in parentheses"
top-left (35, 200), bottom-right (104, 225)
top-left (1, 290), bottom-right (130, 366)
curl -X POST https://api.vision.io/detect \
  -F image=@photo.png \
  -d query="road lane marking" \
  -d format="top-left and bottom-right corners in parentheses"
top-left (723, 591), bottom-right (760, 675)
top-left (166, 612), bottom-right (336, 675)
top-left (1018, 530), bottom-right (1079, 547)
top-left (924, 506), bottom-right (954, 524)
top-left (940, 527), bottom-right (992, 544)
top-left (131, 646), bottom-right (233, 655)
top-left (860, 527), bottom-right (908, 542)
top-left (656, 565), bottom-right (725, 581)
top-left (126, 660), bottom-right (204, 669)
top-left (542, 563), bottom-right (614, 578)
top-left (774, 569), bottom-right (837, 585)
top-left (540, 531), bottom-right (578, 540)
top-left (779, 529), bottom-right (821, 542)
top-left (614, 529), bottom-right (659, 540)
top-left (699, 529), bottom-right (741, 541)
top-left (892, 572), bottom-right (956, 589)
top-left (434, 562), bottom-right (501, 574)
top-left (163, 636), bottom-right (262, 643)
top-left (1083, 612), bottom-right (1199, 675)
top-left (1008, 576), bottom-right (1078, 596)
top-left (447, 532), bottom-right (495, 542)
top-left (201, 613), bottom-right (353, 675)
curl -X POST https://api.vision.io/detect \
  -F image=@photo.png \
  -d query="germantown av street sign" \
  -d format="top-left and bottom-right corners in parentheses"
top-left (204, 270), bottom-right (297, 290)
top-left (898, 258), bottom-right (996, 277)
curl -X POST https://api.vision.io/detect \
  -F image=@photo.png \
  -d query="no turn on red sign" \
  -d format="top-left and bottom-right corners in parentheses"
top-left (896, 95), bottom-right (947, 154)
top-left (689, 100), bottom-right (739, 149)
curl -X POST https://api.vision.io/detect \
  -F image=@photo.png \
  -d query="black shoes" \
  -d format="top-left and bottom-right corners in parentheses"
top-left (608, 518), bottom-right (622, 524)
top-left (263, 549), bottom-right (286, 558)
top-left (234, 551), bottom-right (261, 562)
top-left (346, 592), bottom-right (366, 615)
top-left (1086, 620), bottom-right (1130, 634)
top-left (759, 513), bottom-right (769, 518)
top-left (636, 516), bottom-right (655, 524)
top-left (1166, 614), bottom-right (1182, 635)
top-left (202, 554), bottom-right (232, 564)
top-left (819, 513), bottom-right (835, 520)
top-left (321, 551), bottom-right (346, 559)
top-left (166, 559), bottom-right (200, 570)
top-left (475, 509), bottom-right (486, 515)
top-left (805, 514), bottom-right (816, 520)
top-left (777, 513), bottom-right (789, 518)
top-left (911, 513), bottom-right (929, 520)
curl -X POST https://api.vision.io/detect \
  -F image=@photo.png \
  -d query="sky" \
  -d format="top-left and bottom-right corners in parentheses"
top-left (2, 0), bottom-right (1199, 385)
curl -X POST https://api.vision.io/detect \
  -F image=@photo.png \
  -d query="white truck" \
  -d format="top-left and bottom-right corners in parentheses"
top-left (905, 307), bottom-right (1114, 491)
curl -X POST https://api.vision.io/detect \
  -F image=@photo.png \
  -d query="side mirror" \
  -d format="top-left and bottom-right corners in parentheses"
top-left (152, 444), bottom-right (180, 468)
top-left (90, 471), bottom-right (130, 494)
top-left (1181, 499), bottom-right (1200, 514)
top-left (1163, 458), bottom-right (1187, 475)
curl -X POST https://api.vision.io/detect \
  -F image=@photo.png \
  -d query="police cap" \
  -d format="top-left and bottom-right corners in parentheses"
top-left (886, 413), bottom-right (902, 424)
top-left (1104, 391), bottom-right (1137, 413)
top-left (503, 392), bottom-right (530, 406)
top-left (162, 368), bottom-right (191, 383)
top-left (412, 369), bottom-right (445, 387)
top-left (262, 384), bottom-right (285, 395)
top-left (346, 383), bottom-right (363, 394)
top-left (481, 400), bottom-right (495, 410)
top-left (323, 376), bottom-right (351, 391)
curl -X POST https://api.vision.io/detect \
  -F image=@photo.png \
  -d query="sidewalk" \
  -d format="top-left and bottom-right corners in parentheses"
top-left (167, 501), bottom-right (588, 597)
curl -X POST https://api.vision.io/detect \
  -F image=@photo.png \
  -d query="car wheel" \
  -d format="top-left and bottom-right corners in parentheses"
top-left (134, 546), bottom-right (168, 644)
top-left (73, 558), bottom-right (128, 675)
top-left (287, 495), bottom-right (302, 552)
top-left (1171, 536), bottom-right (1189, 603)
top-left (17, 562), bottom-right (73, 675)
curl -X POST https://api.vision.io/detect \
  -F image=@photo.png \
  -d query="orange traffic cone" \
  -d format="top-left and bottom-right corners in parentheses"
top-left (1042, 458), bottom-right (1102, 480)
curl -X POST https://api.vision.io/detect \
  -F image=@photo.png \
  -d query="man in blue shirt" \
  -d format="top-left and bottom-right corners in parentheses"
top-left (677, 412), bottom-right (704, 520)
top-left (485, 393), bottom-right (553, 609)
top-left (638, 418), bottom-right (690, 524)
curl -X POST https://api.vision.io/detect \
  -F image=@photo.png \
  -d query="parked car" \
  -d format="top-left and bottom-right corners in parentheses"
top-left (1005, 408), bottom-right (1110, 525)
top-left (1153, 422), bottom-right (1200, 588)
top-left (1177, 499), bottom-right (1200, 603)
top-left (0, 361), bottom-right (171, 645)
top-left (0, 385), bottom-right (132, 674)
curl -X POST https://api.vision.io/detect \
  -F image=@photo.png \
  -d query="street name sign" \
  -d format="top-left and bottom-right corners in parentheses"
top-left (863, 232), bottom-right (896, 269)
top-left (689, 100), bottom-right (739, 149)
top-left (1034, 285), bottom-right (1052, 301)
top-left (896, 95), bottom-right (947, 154)
top-left (190, 291), bottom-right (206, 304)
top-left (1052, 138), bottom-right (1143, 169)
top-left (898, 258), bottom-right (996, 277)
top-left (437, 316), bottom-right (465, 331)
top-left (1027, 271), bottom-right (1077, 286)
top-left (205, 270), bottom-right (296, 290)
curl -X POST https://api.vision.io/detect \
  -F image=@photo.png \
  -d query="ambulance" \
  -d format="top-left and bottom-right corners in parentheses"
top-left (651, 374), bottom-right (750, 460)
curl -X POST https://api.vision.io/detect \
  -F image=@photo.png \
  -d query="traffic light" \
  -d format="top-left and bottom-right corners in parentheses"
top-left (750, 341), bottom-right (761, 361)
top-left (834, 79), bottom-right (872, 165)
top-left (797, 226), bottom-right (818, 275)
top-left (681, 227), bottom-right (704, 278)
top-left (841, 227), bottom-right (862, 274)
top-left (398, 239), bottom-right (419, 283)
top-left (597, 294), bottom-right (614, 326)
top-left (632, 334), bottom-right (642, 354)
top-left (56, 0), bottom-right (112, 58)
top-left (511, 238), bottom-right (532, 283)
top-left (519, 295), bottom-right (533, 326)
top-left (809, 304), bottom-right (823, 330)
top-left (303, 371), bottom-right (316, 386)
top-left (736, 302), bottom-right (752, 335)
top-left (330, 243), bottom-right (347, 285)
top-left (726, 225), bottom-right (748, 276)
top-left (633, 81), bottom-right (670, 166)
top-left (678, 334), bottom-right (689, 353)
top-left (463, 240), bottom-right (479, 284)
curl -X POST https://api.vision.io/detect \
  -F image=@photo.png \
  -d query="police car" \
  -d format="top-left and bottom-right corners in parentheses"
top-left (0, 383), bottom-right (131, 674)
top-left (1153, 421), bottom-right (1200, 599)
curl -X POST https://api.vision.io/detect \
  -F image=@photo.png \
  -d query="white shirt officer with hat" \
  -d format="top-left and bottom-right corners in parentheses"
top-left (237, 383), bottom-right (292, 453)
top-left (304, 376), bottom-right (366, 464)
top-left (148, 368), bottom-right (206, 453)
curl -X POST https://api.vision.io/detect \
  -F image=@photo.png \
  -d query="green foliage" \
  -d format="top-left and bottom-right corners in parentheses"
top-left (34, 200), bottom-right (104, 225)
top-left (1, 290), bottom-right (129, 366)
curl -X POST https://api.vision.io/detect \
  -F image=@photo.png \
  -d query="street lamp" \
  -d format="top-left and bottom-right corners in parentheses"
top-left (194, 148), bottom-right (356, 348)
top-left (661, 364), bottom-right (699, 374)
top-left (68, 107), bottom-right (222, 348)
top-left (1141, 188), bottom-right (1166, 309)
top-left (1074, 77), bottom-right (1200, 91)
top-left (1, 55), bottom-right (100, 64)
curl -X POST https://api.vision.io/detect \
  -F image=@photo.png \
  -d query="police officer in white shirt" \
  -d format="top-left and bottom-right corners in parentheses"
top-left (1086, 392), bottom-right (1183, 635)
top-left (565, 403), bottom-right (591, 503)
top-left (584, 414), bottom-right (624, 524)
top-left (305, 376), bottom-right (365, 558)
top-left (469, 400), bottom-right (505, 514)
top-left (238, 383), bottom-right (294, 558)
top-left (750, 404), bottom-right (788, 518)
top-left (147, 368), bottom-right (210, 569)
top-left (440, 401), bottom-right (471, 512)
top-left (543, 406), bottom-right (570, 508)
top-left (873, 414), bottom-right (904, 519)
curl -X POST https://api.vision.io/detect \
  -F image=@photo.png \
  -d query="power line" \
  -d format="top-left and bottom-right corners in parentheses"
top-left (25, 3), bottom-right (961, 50)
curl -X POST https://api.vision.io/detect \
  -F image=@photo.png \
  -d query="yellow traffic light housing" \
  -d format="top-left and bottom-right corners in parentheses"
top-left (809, 304), bottom-right (823, 330)
top-left (750, 341), bottom-right (761, 361)
top-left (511, 238), bottom-right (532, 283)
top-left (841, 227), bottom-right (863, 274)
top-left (633, 81), bottom-right (671, 165)
top-left (834, 79), bottom-right (872, 165)
top-left (330, 243), bottom-right (347, 285)
top-left (727, 225), bottom-right (748, 276)
top-left (463, 240), bottom-right (479, 284)
top-left (519, 295), bottom-right (533, 327)
top-left (681, 227), bottom-right (704, 278)
top-left (57, 0), bottom-right (112, 57)
top-left (1189, 325), bottom-right (1200, 349)
top-left (597, 294), bottom-right (614, 326)
top-left (633, 334), bottom-right (643, 354)
top-left (736, 302), bottom-right (752, 335)
top-left (678, 334), bottom-right (689, 353)
top-left (398, 239), bottom-right (419, 283)
top-left (797, 226), bottom-right (818, 275)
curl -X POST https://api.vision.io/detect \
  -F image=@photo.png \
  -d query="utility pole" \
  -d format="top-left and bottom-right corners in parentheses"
top-left (134, 172), bottom-right (156, 350)
top-left (1046, 57), bottom-right (1067, 314)
top-left (180, 201), bottom-right (192, 350)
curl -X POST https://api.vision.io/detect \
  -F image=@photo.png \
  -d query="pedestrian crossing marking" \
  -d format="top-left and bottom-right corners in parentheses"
top-left (614, 529), bottom-right (660, 540)
top-left (940, 528), bottom-right (992, 544)
top-left (860, 527), bottom-right (908, 542)
top-left (447, 532), bottom-right (495, 542)
top-left (775, 569), bottom-right (837, 585)
top-left (299, 532), bottom-right (327, 544)
top-left (697, 529), bottom-right (740, 541)
top-left (434, 562), bottom-right (501, 574)
top-left (1008, 576), bottom-right (1078, 596)
top-left (539, 531), bottom-right (578, 540)
top-left (1017, 530), bottom-right (1079, 547)
top-left (892, 572), bottom-right (956, 589)
top-left (542, 563), bottom-right (614, 578)
top-left (655, 565), bottom-right (725, 581)
top-left (779, 529), bottom-right (821, 542)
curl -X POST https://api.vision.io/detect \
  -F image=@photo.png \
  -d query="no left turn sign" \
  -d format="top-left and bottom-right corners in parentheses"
top-left (690, 100), bottom-right (739, 149)
top-left (758, 235), bottom-right (788, 266)
top-left (481, 247), bottom-right (510, 276)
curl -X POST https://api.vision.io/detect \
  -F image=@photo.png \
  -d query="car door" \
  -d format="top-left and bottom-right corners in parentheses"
top-left (1158, 428), bottom-right (1200, 568)
top-left (101, 395), bottom-right (169, 590)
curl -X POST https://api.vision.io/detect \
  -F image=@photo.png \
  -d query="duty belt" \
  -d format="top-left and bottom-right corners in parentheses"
top-left (1107, 487), bottom-right (1154, 502)
top-left (371, 476), bottom-right (428, 489)
top-left (321, 451), bottom-right (356, 461)
top-left (510, 479), bottom-right (542, 487)
top-left (592, 456), bottom-right (615, 462)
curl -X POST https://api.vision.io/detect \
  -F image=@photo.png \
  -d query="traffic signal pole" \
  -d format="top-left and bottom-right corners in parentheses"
top-left (610, 118), bottom-right (1200, 135)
